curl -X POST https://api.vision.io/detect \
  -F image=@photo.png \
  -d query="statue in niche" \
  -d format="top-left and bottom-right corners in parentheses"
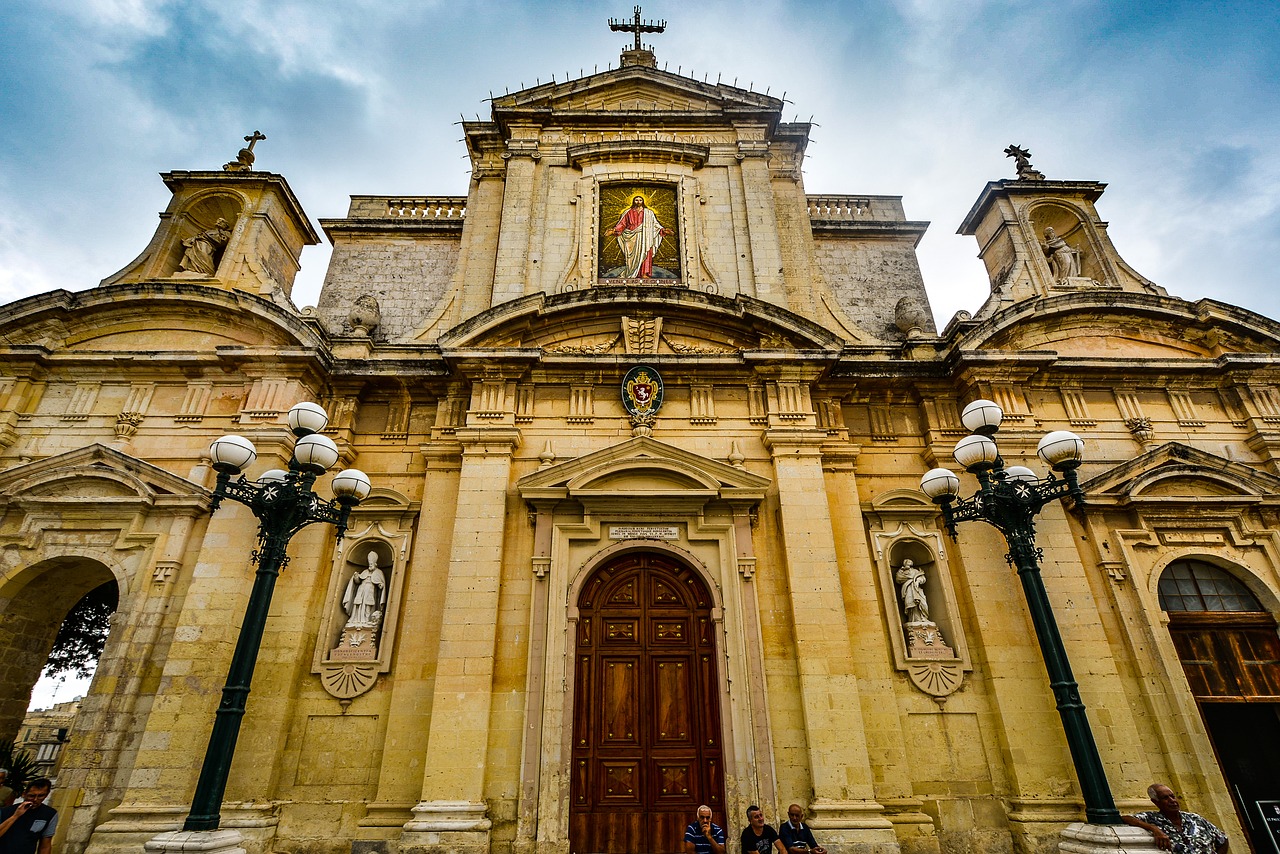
top-left (178, 217), bottom-right (233, 275)
top-left (893, 557), bottom-right (955, 660)
top-left (343, 550), bottom-right (387, 629)
top-left (330, 548), bottom-right (390, 661)
top-left (1041, 227), bottom-right (1083, 281)
top-left (895, 558), bottom-right (930, 623)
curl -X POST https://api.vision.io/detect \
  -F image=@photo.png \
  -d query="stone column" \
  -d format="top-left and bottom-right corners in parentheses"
top-left (764, 427), bottom-right (896, 853)
top-left (401, 425), bottom-right (520, 854)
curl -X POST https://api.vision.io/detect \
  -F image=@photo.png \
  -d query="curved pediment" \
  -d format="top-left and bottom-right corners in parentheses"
top-left (956, 293), bottom-right (1280, 359)
top-left (0, 284), bottom-right (325, 354)
top-left (1081, 442), bottom-right (1280, 507)
top-left (437, 288), bottom-right (847, 354)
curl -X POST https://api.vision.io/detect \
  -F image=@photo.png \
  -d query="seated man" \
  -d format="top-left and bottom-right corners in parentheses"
top-left (1122, 784), bottom-right (1228, 854)
top-left (779, 804), bottom-right (826, 854)
top-left (740, 805), bottom-right (786, 854)
top-left (685, 804), bottom-right (726, 854)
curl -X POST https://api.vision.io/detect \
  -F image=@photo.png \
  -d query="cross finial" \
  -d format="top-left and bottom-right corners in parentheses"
top-left (1003, 143), bottom-right (1044, 181)
top-left (609, 5), bottom-right (666, 53)
top-left (224, 130), bottom-right (267, 172)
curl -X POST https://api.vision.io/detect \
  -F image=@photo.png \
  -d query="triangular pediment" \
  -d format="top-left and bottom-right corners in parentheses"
top-left (1080, 442), bottom-right (1280, 507)
top-left (492, 65), bottom-right (782, 121)
top-left (0, 443), bottom-right (210, 509)
top-left (518, 436), bottom-right (770, 502)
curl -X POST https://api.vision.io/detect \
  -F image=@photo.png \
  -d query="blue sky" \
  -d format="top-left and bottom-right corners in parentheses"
top-left (2, 1), bottom-right (1278, 327)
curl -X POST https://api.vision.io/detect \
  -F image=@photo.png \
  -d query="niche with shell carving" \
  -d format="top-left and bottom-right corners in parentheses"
top-left (167, 192), bottom-right (243, 278)
top-left (867, 490), bottom-right (972, 698)
top-left (313, 501), bottom-right (414, 701)
top-left (1026, 201), bottom-right (1109, 287)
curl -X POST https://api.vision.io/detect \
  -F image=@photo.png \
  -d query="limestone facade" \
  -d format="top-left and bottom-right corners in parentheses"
top-left (1, 45), bottom-right (1278, 854)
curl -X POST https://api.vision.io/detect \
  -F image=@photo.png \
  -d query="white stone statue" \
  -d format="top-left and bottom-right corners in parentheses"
top-left (1041, 227), bottom-right (1082, 280)
top-left (342, 551), bottom-right (388, 629)
top-left (895, 559), bottom-right (930, 624)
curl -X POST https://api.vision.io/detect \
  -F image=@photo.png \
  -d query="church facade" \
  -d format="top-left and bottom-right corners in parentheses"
top-left (1, 33), bottom-right (1279, 854)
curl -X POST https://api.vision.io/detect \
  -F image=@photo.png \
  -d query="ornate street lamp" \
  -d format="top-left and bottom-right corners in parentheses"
top-left (185, 402), bottom-right (371, 831)
top-left (920, 400), bottom-right (1121, 825)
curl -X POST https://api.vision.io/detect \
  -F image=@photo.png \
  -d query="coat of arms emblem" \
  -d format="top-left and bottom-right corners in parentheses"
top-left (621, 365), bottom-right (663, 417)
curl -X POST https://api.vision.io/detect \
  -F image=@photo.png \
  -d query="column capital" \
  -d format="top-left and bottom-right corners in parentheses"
top-left (454, 426), bottom-right (521, 454)
top-left (763, 427), bottom-right (828, 455)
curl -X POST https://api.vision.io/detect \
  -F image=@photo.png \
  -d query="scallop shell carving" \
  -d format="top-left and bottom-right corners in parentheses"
top-left (320, 662), bottom-right (379, 699)
top-left (907, 661), bottom-right (963, 697)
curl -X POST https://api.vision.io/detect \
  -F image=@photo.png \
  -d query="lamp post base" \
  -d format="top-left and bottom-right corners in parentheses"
top-left (1059, 822), bottom-right (1160, 854)
top-left (144, 829), bottom-right (246, 854)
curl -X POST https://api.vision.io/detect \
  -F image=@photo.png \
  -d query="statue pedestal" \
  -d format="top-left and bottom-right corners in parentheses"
top-left (905, 621), bottom-right (953, 659)
top-left (1059, 822), bottom-right (1159, 854)
top-left (330, 624), bottom-right (380, 661)
top-left (144, 830), bottom-right (246, 854)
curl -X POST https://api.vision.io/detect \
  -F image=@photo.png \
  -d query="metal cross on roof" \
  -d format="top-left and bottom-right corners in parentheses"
top-left (609, 5), bottom-right (666, 52)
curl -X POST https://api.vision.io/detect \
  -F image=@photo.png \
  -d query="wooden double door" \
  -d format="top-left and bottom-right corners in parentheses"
top-left (1168, 612), bottom-right (1280, 854)
top-left (570, 553), bottom-right (725, 854)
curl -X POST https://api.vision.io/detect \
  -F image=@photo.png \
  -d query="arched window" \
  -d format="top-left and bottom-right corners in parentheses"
top-left (1157, 559), bottom-right (1264, 612)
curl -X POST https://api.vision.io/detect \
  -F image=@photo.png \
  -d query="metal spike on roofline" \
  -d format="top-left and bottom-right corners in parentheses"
top-left (732, 78), bottom-right (737, 87)
top-left (765, 87), bottom-right (770, 95)
top-left (716, 73), bottom-right (721, 84)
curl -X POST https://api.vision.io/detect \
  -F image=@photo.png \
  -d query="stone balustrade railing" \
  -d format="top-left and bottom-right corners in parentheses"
top-left (384, 197), bottom-right (467, 219)
top-left (346, 196), bottom-right (468, 219)
top-left (807, 195), bottom-right (907, 222)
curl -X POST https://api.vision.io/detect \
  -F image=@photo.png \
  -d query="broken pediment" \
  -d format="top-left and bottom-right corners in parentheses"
top-left (958, 293), bottom-right (1280, 359)
top-left (1080, 442), bottom-right (1280, 508)
top-left (0, 285), bottom-right (325, 354)
top-left (435, 288), bottom-right (847, 354)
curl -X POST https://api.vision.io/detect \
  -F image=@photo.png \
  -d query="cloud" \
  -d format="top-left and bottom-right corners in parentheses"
top-left (1, 0), bottom-right (1278, 327)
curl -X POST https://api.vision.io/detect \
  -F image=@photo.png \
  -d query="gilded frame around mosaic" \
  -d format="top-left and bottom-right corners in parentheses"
top-left (598, 183), bottom-right (681, 282)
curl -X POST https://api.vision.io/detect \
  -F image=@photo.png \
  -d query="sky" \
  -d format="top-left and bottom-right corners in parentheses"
top-left (4, 1), bottom-right (1280, 704)
top-left (2, 0), bottom-right (1278, 328)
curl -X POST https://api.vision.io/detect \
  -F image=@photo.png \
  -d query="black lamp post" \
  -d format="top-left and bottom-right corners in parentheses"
top-left (919, 400), bottom-right (1121, 826)
top-left (185, 402), bottom-right (371, 832)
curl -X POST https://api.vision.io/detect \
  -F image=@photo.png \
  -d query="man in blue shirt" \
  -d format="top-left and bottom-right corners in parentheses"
top-left (0, 778), bottom-right (58, 854)
top-left (684, 804), bottom-right (726, 854)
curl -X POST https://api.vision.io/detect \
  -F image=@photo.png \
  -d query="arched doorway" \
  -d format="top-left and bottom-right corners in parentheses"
top-left (1159, 559), bottom-right (1280, 853)
top-left (0, 558), bottom-right (119, 750)
top-left (570, 552), bottom-right (725, 854)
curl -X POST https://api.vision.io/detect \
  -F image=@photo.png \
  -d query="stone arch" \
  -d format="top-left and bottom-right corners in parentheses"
top-left (1146, 553), bottom-right (1280, 616)
top-left (565, 538), bottom-right (722, 623)
top-left (0, 555), bottom-right (120, 743)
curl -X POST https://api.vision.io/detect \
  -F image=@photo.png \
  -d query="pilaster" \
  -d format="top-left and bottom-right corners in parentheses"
top-left (763, 428), bottom-right (896, 854)
top-left (401, 425), bottom-right (520, 854)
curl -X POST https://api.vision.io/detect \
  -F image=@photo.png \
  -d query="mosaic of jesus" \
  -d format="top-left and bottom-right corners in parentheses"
top-left (598, 184), bottom-right (681, 281)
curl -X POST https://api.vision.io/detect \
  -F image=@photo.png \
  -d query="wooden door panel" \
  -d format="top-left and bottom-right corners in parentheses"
top-left (601, 658), bottom-right (640, 745)
top-left (653, 658), bottom-right (693, 745)
top-left (571, 553), bottom-right (725, 854)
top-left (1233, 628), bottom-right (1280, 696)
